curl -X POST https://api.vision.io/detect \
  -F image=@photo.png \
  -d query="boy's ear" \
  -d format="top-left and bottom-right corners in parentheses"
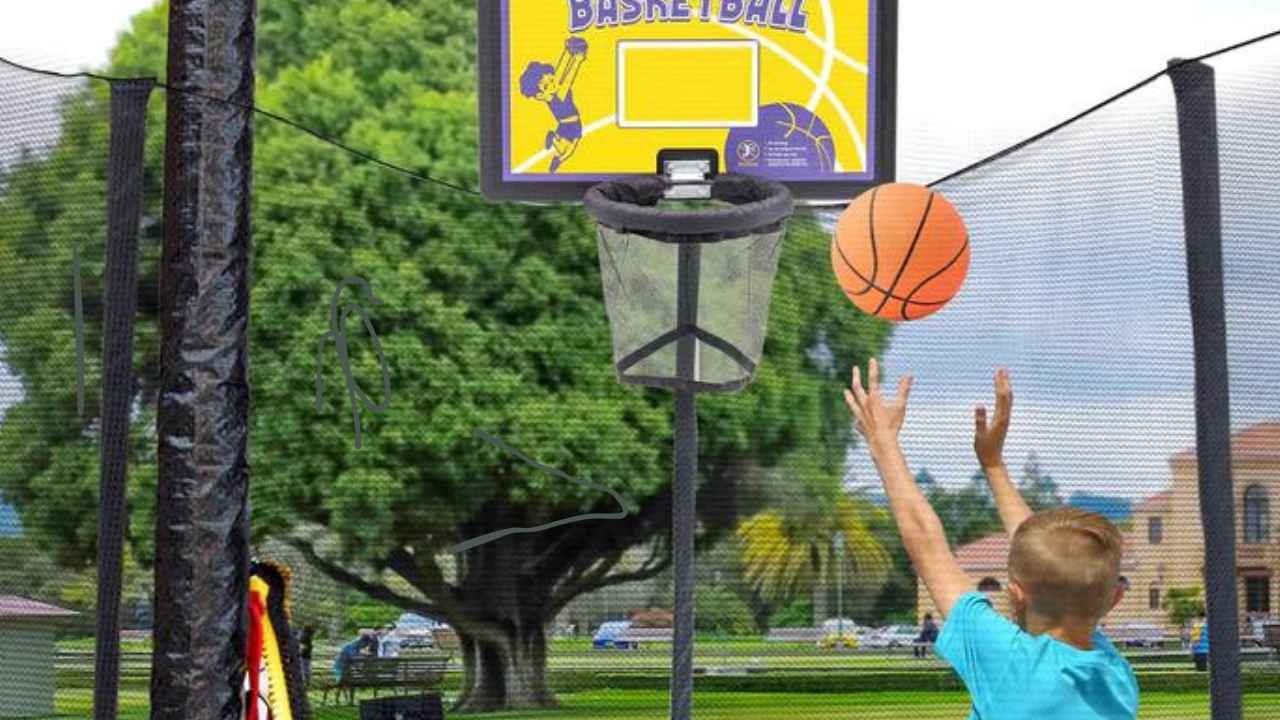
top-left (1006, 579), bottom-right (1024, 603)
top-left (1006, 580), bottom-right (1029, 627)
top-left (1111, 580), bottom-right (1126, 611)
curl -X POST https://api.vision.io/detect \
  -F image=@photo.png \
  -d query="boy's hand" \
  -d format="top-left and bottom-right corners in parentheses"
top-left (844, 358), bottom-right (914, 454)
top-left (974, 368), bottom-right (1013, 469)
top-left (846, 358), bottom-right (972, 618)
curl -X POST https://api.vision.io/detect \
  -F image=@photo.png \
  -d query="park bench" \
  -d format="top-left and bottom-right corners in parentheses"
top-left (319, 654), bottom-right (451, 705)
top-left (432, 628), bottom-right (460, 652)
top-left (614, 627), bottom-right (674, 648)
top-left (1264, 623), bottom-right (1280, 659)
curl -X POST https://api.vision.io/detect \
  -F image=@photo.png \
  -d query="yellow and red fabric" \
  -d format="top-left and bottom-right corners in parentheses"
top-left (245, 574), bottom-right (294, 720)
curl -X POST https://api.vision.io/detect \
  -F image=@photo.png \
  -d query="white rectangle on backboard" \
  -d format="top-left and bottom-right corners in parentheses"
top-left (616, 40), bottom-right (760, 129)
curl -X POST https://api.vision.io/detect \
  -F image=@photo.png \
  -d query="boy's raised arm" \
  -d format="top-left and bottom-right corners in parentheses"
top-left (974, 369), bottom-right (1033, 537)
top-left (845, 359), bottom-right (972, 618)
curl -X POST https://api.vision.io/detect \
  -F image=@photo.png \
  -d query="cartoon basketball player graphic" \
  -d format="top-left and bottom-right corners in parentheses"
top-left (519, 36), bottom-right (588, 173)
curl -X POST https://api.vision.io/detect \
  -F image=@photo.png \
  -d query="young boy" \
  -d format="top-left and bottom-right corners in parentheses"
top-left (844, 361), bottom-right (1139, 719)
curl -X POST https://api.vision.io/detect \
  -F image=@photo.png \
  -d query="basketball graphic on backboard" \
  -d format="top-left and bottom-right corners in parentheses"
top-left (726, 103), bottom-right (837, 176)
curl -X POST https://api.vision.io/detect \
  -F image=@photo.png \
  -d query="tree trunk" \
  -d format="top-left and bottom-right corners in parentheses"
top-left (451, 519), bottom-right (558, 713)
top-left (452, 622), bottom-right (556, 712)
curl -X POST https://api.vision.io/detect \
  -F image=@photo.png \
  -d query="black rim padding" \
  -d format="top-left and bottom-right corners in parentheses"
top-left (584, 174), bottom-right (795, 242)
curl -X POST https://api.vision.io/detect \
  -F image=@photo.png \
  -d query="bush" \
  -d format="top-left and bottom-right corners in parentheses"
top-left (768, 598), bottom-right (814, 628)
top-left (696, 586), bottom-right (756, 636)
top-left (1164, 587), bottom-right (1205, 629)
top-left (344, 595), bottom-right (400, 635)
top-left (878, 609), bottom-right (920, 626)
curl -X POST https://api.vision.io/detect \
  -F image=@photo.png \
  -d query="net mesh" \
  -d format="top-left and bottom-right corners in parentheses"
top-left (1218, 37), bottom-right (1280, 640)
top-left (1, 16), bottom-right (1280, 720)
top-left (596, 221), bottom-right (786, 391)
top-left (0, 62), bottom-right (152, 717)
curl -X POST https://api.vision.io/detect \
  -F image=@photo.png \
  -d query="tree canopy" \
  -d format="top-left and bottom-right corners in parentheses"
top-left (0, 0), bottom-right (891, 708)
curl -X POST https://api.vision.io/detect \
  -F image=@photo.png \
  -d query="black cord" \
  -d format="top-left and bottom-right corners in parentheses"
top-left (0, 56), bottom-right (154, 83)
top-left (0, 55), bottom-right (483, 197)
top-left (929, 26), bottom-right (1280, 187)
top-left (210, 95), bottom-right (482, 196)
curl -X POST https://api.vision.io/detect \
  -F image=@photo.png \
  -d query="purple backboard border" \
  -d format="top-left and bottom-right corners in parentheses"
top-left (499, 0), bottom-right (881, 186)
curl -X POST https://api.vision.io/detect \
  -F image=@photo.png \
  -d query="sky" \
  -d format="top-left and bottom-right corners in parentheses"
top-left (3, 0), bottom-right (1280, 176)
top-left (0, 0), bottom-right (150, 72)
top-left (3, 1), bottom-right (1280, 502)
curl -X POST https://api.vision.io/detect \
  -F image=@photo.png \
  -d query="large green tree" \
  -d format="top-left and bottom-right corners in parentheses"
top-left (0, 0), bottom-right (890, 710)
top-left (1019, 451), bottom-right (1063, 511)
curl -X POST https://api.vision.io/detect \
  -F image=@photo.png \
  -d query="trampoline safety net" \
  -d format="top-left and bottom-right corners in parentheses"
top-left (1, 13), bottom-right (1280, 720)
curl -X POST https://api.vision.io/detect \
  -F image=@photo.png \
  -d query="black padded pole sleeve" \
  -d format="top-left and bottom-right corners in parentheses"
top-left (670, 241), bottom-right (701, 720)
top-left (152, 2), bottom-right (257, 718)
top-left (93, 78), bottom-right (154, 720)
top-left (1168, 58), bottom-right (1242, 720)
top-left (670, 390), bottom-right (697, 720)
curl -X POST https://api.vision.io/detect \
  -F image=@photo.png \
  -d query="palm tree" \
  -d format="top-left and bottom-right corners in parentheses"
top-left (737, 492), bottom-right (891, 623)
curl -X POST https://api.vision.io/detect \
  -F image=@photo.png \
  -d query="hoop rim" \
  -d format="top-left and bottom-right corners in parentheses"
top-left (584, 174), bottom-right (794, 242)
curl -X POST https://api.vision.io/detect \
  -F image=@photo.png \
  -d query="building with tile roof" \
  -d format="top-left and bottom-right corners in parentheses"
top-left (916, 423), bottom-right (1279, 634)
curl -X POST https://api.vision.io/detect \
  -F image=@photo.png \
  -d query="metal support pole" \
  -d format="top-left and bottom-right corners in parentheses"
top-left (94, 78), bottom-right (154, 720)
top-left (1168, 57), bottom-right (1242, 720)
top-left (152, 2), bottom-right (257, 718)
top-left (671, 390), bottom-right (697, 720)
top-left (834, 531), bottom-right (845, 651)
top-left (671, 242), bottom-right (701, 720)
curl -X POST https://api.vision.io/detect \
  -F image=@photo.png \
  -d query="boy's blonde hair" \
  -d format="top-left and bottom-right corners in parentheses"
top-left (1008, 507), bottom-right (1124, 622)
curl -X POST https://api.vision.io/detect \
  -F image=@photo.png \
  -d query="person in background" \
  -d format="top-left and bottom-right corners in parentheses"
top-left (378, 623), bottom-right (402, 658)
top-left (299, 625), bottom-right (315, 686)
top-left (914, 613), bottom-right (940, 658)
top-left (1192, 610), bottom-right (1210, 672)
top-left (332, 633), bottom-right (376, 681)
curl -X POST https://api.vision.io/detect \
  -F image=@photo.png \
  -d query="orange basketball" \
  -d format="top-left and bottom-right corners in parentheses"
top-left (831, 183), bottom-right (970, 322)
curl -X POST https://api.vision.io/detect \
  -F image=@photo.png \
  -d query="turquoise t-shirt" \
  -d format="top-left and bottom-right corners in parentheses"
top-left (936, 593), bottom-right (1139, 720)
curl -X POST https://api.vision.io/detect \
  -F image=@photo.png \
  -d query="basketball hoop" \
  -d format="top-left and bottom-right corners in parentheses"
top-left (585, 172), bottom-right (794, 392)
top-left (584, 171), bottom-right (793, 720)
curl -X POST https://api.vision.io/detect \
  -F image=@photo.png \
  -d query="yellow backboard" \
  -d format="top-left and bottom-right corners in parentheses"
top-left (479, 0), bottom-right (897, 202)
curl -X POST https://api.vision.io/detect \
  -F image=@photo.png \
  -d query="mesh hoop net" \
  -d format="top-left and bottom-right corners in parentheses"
top-left (585, 174), bottom-right (794, 393)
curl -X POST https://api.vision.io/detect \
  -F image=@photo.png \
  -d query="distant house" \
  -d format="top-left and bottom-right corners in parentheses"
top-left (1068, 493), bottom-right (1133, 523)
top-left (917, 422), bottom-right (1280, 631)
top-left (0, 596), bottom-right (77, 718)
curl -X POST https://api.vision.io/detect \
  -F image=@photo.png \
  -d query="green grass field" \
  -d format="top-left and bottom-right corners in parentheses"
top-left (54, 635), bottom-right (1250, 673)
top-left (48, 638), bottom-right (1280, 717)
top-left (53, 687), bottom-right (1280, 719)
